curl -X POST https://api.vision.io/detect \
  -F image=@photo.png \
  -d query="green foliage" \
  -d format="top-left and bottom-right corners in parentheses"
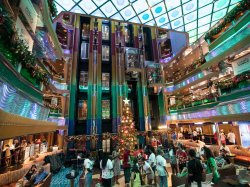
top-left (205, 0), bottom-right (250, 42)
top-left (48, 0), bottom-right (58, 18)
top-left (0, 4), bottom-right (49, 85)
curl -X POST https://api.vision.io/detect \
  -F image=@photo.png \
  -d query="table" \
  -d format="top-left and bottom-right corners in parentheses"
top-left (66, 172), bottom-right (79, 187)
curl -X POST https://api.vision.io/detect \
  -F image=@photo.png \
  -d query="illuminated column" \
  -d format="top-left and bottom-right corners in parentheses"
top-left (96, 19), bottom-right (103, 148)
top-left (158, 91), bottom-right (167, 126)
top-left (68, 14), bottom-right (80, 135)
top-left (139, 25), bottom-right (151, 131)
top-left (133, 25), bottom-right (145, 131)
top-left (151, 27), bottom-right (159, 62)
top-left (111, 22), bottom-right (118, 132)
top-left (117, 23), bottom-right (126, 131)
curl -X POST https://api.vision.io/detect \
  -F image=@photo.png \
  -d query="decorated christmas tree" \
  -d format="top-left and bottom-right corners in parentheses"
top-left (118, 98), bottom-right (137, 157)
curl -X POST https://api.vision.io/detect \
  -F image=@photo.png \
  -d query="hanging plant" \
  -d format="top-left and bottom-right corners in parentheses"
top-left (205, 0), bottom-right (250, 42)
top-left (0, 4), bottom-right (51, 85)
top-left (47, 0), bottom-right (58, 18)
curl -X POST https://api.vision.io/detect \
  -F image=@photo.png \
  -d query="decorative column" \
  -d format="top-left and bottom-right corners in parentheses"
top-left (96, 19), bottom-right (103, 148)
top-left (151, 26), bottom-right (159, 62)
top-left (134, 25), bottom-right (145, 131)
top-left (86, 18), bottom-right (102, 149)
top-left (158, 91), bottom-right (167, 126)
top-left (111, 22), bottom-right (118, 133)
top-left (113, 22), bottom-right (126, 132)
top-left (68, 14), bottom-right (80, 135)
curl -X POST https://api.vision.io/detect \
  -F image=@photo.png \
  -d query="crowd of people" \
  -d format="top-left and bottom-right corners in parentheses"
top-left (79, 137), bottom-right (236, 187)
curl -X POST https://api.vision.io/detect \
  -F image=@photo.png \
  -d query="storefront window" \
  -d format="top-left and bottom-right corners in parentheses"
top-left (125, 48), bottom-right (140, 69)
top-left (124, 26), bottom-right (130, 43)
top-left (102, 25), bottom-right (109, 40)
top-left (102, 45), bottom-right (109, 61)
top-left (102, 100), bottom-right (110, 119)
top-left (78, 100), bottom-right (87, 120)
top-left (81, 42), bottom-right (89, 59)
top-left (79, 71), bottom-right (88, 90)
top-left (102, 73), bottom-right (110, 90)
top-left (82, 23), bottom-right (90, 39)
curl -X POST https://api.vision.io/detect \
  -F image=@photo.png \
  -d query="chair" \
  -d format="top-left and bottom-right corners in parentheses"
top-left (191, 173), bottom-right (213, 187)
top-left (202, 173), bottom-right (213, 184)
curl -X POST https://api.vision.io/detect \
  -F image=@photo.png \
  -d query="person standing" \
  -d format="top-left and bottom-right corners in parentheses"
top-left (100, 153), bottom-right (113, 187)
top-left (176, 144), bottom-right (188, 172)
top-left (178, 131), bottom-right (183, 140)
top-left (203, 147), bottom-right (220, 184)
top-left (187, 149), bottom-right (203, 187)
top-left (14, 139), bottom-right (20, 164)
top-left (123, 149), bottom-right (131, 186)
top-left (4, 145), bottom-right (11, 167)
top-left (130, 158), bottom-right (142, 187)
top-left (139, 158), bottom-right (154, 185)
top-left (148, 147), bottom-right (156, 173)
top-left (227, 130), bottom-right (236, 145)
top-left (169, 143), bottom-right (178, 175)
top-left (156, 149), bottom-right (168, 187)
top-left (112, 146), bottom-right (121, 185)
top-left (172, 132), bottom-right (177, 143)
top-left (84, 152), bottom-right (94, 187)
top-left (220, 129), bottom-right (226, 145)
top-left (193, 130), bottom-right (198, 141)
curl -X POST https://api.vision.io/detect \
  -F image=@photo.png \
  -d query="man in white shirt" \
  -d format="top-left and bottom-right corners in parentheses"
top-left (148, 148), bottom-right (156, 171)
top-left (220, 143), bottom-right (231, 155)
top-left (139, 158), bottom-right (154, 185)
top-left (156, 150), bottom-right (168, 187)
top-left (227, 130), bottom-right (236, 145)
top-left (84, 153), bottom-right (94, 187)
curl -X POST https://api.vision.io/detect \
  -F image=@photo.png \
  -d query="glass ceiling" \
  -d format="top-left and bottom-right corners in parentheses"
top-left (55, 0), bottom-right (242, 44)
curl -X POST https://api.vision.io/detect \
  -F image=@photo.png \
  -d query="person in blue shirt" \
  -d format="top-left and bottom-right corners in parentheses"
top-left (33, 167), bottom-right (48, 185)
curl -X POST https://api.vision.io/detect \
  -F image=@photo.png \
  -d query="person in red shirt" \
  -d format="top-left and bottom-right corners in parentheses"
top-left (123, 149), bottom-right (131, 186)
top-left (176, 144), bottom-right (188, 172)
top-left (133, 145), bottom-right (141, 158)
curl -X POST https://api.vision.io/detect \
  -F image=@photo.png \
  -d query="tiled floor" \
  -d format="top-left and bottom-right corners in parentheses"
top-left (50, 163), bottom-right (173, 187)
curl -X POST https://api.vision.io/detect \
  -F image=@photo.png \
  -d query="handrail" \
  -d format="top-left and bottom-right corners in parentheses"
top-left (41, 0), bottom-right (63, 59)
top-left (0, 53), bottom-right (43, 104)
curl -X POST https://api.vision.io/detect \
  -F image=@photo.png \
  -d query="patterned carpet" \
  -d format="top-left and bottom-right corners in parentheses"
top-left (50, 165), bottom-right (172, 187)
top-left (50, 167), bottom-right (83, 187)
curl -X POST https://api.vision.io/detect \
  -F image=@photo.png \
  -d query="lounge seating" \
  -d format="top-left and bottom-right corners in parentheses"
top-left (171, 174), bottom-right (188, 187)
top-left (218, 164), bottom-right (236, 179)
top-left (35, 173), bottom-right (52, 187)
top-left (0, 163), bottom-right (51, 187)
top-left (228, 145), bottom-right (250, 166)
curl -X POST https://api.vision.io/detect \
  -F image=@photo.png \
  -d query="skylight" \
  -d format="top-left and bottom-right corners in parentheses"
top-left (55, 0), bottom-right (242, 44)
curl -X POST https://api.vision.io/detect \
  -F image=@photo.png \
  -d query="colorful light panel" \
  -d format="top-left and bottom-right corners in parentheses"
top-left (0, 81), bottom-right (49, 120)
top-left (55, 0), bottom-right (242, 44)
top-left (167, 97), bottom-right (250, 121)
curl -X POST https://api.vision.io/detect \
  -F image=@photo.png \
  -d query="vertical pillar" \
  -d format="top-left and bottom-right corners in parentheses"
top-left (158, 91), bottom-right (167, 126)
top-left (111, 22), bottom-right (118, 132)
top-left (96, 19), bottom-right (103, 148)
top-left (68, 15), bottom-right (80, 135)
top-left (151, 27), bottom-right (159, 62)
top-left (134, 25), bottom-right (145, 131)
top-left (87, 17), bottom-right (93, 134)
top-left (116, 23), bottom-right (126, 131)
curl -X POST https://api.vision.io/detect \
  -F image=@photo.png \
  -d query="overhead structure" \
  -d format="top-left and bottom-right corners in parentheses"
top-left (54, 0), bottom-right (241, 43)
